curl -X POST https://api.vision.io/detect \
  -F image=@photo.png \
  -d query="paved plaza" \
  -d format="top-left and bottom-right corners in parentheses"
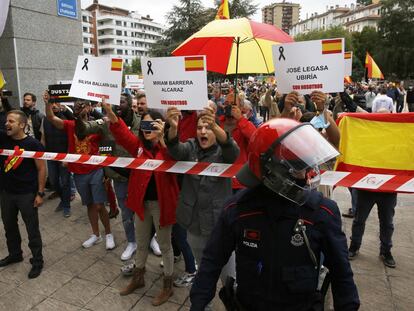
top-left (0, 187), bottom-right (413, 311)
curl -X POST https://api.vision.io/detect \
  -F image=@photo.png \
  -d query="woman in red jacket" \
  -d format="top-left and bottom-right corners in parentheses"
top-left (102, 102), bottom-right (179, 306)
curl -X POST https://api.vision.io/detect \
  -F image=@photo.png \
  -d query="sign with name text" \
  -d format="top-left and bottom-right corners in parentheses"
top-left (125, 75), bottom-right (144, 89)
top-left (69, 56), bottom-right (123, 105)
top-left (141, 56), bottom-right (208, 110)
top-left (57, 0), bottom-right (78, 19)
top-left (272, 38), bottom-right (345, 94)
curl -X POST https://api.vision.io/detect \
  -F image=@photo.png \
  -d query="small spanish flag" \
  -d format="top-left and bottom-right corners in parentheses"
top-left (216, 0), bottom-right (230, 20)
top-left (184, 56), bottom-right (204, 72)
top-left (365, 52), bottom-right (384, 79)
top-left (111, 58), bottom-right (123, 71)
top-left (321, 39), bottom-right (342, 55)
top-left (344, 51), bottom-right (352, 59)
top-left (344, 76), bottom-right (352, 84)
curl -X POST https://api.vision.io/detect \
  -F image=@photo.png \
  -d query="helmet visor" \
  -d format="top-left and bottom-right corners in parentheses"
top-left (277, 124), bottom-right (339, 172)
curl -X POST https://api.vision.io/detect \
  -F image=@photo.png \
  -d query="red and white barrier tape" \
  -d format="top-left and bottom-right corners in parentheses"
top-left (0, 149), bottom-right (413, 193)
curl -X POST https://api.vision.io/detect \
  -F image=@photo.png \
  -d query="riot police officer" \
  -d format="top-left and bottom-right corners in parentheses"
top-left (190, 118), bottom-right (360, 311)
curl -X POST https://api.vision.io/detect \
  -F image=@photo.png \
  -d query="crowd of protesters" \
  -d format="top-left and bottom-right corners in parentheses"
top-left (0, 77), bottom-right (410, 308)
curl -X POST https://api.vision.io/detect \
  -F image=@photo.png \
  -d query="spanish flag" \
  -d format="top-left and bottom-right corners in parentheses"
top-left (365, 52), bottom-right (384, 79)
top-left (111, 58), bottom-right (123, 72)
top-left (216, 0), bottom-right (230, 20)
top-left (321, 39), bottom-right (342, 54)
top-left (335, 113), bottom-right (414, 179)
top-left (344, 51), bottom-right (352, 59)
top-left (184, 56), bottom-right (204, 71)
top-left (0, 70), bottom-right (5, 89)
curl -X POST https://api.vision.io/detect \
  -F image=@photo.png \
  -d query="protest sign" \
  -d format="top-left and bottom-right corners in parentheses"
top-left (272, 38), bottom-right (344, 94)
top-left (344, 51), bottom-right (353, 77)
top-left (48, 84), bottom-right (75, 103)
top-left (125, 75), bottom-right (144, 89)
top-left (69, 56), bottom-right (123, 105)
top-left (141, 56), bottom-right (208, 110)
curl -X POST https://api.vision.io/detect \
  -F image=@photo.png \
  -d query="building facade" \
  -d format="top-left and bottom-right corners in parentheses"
top-left (290, 2), bottom-right (383, 37)
top-left (0, 0), bottom-right (83, 108)
top-left (82, 1), bottom-right (164, 65)
top-left (262, 2), bottom-right (300, 34)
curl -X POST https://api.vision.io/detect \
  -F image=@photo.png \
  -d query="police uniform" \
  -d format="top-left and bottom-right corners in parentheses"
top-left (190, 185), bottom-right (360, 311)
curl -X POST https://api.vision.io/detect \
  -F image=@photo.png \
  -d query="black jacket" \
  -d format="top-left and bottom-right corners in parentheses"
top-left (190, 186), bottom-right (360, 311)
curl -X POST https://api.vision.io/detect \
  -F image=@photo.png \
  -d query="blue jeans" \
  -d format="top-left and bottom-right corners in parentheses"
top-left (349, 188), bottom-right (358, 214)
top-left (350, 190), bottom-right (397, 254)
top-left (47, 161), bottom-right (71, 212)
top-left (113, 180), bottom-right (135, 243)
top-left (173, 223), bottom-right (196, 274)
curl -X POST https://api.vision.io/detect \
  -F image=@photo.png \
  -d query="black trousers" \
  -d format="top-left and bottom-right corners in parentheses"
top-left (0, 191), bottom-right (43, 266)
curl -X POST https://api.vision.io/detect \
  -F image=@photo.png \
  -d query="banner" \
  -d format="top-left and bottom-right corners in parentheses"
top-left (48, 84), bottom-right (75, 103)
top-left (141, 56), bottom-right (208, 110)
top-left (335, 113), bottom-right (414, 186)
top-left (273, 38), bottom-right (345, 94)
top-left (69, 56), bottom-right (123, 105)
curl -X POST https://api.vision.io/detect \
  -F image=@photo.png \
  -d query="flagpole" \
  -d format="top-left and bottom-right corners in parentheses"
top-left (234, 36), bottom-right (240, 104)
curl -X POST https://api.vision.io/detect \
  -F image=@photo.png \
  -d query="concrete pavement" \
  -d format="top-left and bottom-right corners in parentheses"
top-left (0, 187), bottom-right (413, 311)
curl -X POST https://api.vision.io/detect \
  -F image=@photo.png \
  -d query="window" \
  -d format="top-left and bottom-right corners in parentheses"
top-left (83, 27), bottom-right (87, 32)
top-left (124, 31), bottom-right (127, 36)
top-left (116, 30), bottom-right (122, 36)
top-left (124, 22), bottom-right (127, 27)
top-left (125, 50), bottom-right (128, 55)
top-left (116, 40), bottom-right (122, 45)
top-left (117, 49), bottom-right (123, 55)
top-left (82, 16), bottom-right (88, 22)
top-left (116, 21), bottom-right (122, 26)
top-left (84, 48), bottom-right (88, 54)
top-left (83, 38), bottom-right (88, 43)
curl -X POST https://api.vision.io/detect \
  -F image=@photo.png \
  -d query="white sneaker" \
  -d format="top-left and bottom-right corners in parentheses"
top-left (82, 234), bottom-right (102, 248)
top-left (121, 242), bottom-right (137, 261)
top-left (106, 233), bottom-right (116, 250)
top-left (150, 235), bottom-right (162, 256)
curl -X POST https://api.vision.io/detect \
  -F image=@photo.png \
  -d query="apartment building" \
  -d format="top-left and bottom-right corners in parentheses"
top-left (262, 2), bottom-right (300, 34)
top-left (290, 1), bottom-right (383, 37)
top-left (82, 0), bottom-right (164, 64)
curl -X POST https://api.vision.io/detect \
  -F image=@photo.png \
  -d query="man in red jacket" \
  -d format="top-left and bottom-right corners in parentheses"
top-left (219, 93), bottom-right (256, 191)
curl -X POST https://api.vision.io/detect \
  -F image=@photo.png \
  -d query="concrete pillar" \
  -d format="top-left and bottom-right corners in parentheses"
top-left (0, 0), bottom-right (83, 110)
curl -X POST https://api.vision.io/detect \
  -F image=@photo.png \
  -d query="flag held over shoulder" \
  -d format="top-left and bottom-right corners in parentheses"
top-left (185, 56), bottom-right (205, 71)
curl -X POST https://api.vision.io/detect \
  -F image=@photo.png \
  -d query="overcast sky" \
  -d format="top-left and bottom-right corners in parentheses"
top-left (81, 0), bottom-right (357, 25)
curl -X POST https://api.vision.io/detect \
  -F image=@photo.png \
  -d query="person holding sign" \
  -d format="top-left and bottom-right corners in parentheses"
top-left (165, 106), bottom-right (239, 291)
top-left (102, 102), bottom-right (179, 306)
top-left (44, 92), bottom-right (115, 251)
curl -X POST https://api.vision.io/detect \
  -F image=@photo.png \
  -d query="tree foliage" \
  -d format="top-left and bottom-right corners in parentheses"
top-left (377, 0), bottom-right (414, 79)
top-left (356, 0), bottom-right (372, 5)
top-left (124, 58), bottom-right (142, 75)
top-left (150, 0), bottom-right (258, 57)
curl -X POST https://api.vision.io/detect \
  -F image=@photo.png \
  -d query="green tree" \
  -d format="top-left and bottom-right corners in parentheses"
top-left (124, 58), bottom-right (142, 75)
top-left (229, 0), bottom-right (258, 19)
top-left (377, 0), bottom-right (414, 79)
top-left (356, 0), bottom-right (372, 5)
top-left (294, 26), bottom-right (354, 51)
top-left (150, 0), bottom-right (210, 56)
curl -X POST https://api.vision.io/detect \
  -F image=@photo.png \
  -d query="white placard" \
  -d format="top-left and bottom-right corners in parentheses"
top-left (344, 51), bottom-right (353, 77)
top-left (320, 171), bottom-right (350, 186)
top-left (125, 75), bottom-right (144, 89)
top-left (141, 56), bottom-right (208, 110)
top-left (351, 174), bottom-right (395, 190)
top-left (272, 38), bottom-right (345, 94)
top-left (69, 56), bottom-right (123, 105)
top-left (396, 178), bottom-right (414, 193)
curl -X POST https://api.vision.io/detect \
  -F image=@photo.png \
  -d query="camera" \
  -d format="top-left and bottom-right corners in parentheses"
top-left (140, 120), bottom-right (156, 131)
top-left (224, 105), bottom-right (232, 117)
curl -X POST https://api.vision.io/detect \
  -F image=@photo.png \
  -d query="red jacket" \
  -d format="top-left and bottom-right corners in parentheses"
top-left (178, 111), bottom-right (198, 142)
top-left (109, 119), bottom-right (179, 227)
top-left (219, 116), bottom-right (256, 189)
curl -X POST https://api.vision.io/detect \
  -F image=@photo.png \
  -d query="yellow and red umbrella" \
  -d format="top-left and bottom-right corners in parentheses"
top-left (172, 17), bottom-right (293, 75)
